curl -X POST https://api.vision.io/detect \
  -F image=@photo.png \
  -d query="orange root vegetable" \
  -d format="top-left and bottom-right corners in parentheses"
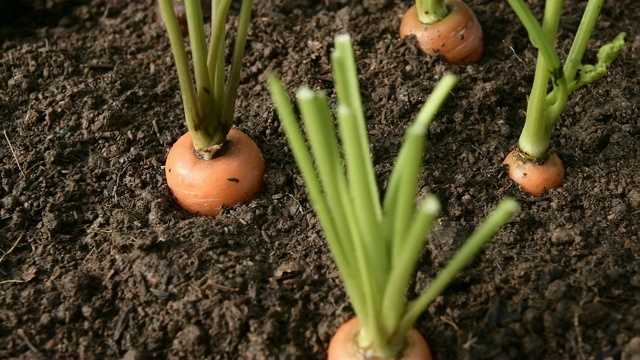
top-left (165, 128), bottom-right (265, 217)
top-left (399, 0), bottom-right (483, 64)
top-left (327, 318), bottom-right (432, 360)
top-left (503, 149), bottom-right (565, 195)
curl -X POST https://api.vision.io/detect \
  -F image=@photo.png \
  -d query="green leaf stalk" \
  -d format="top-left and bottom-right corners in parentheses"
top-left (268, 34), bottom-right (519, 358)
top-left (416, 0), bottom-right (449, 24)
top-left (157, 0), bottom-right (253, 160)
top-left (506, 0), bottom-right (625, 159)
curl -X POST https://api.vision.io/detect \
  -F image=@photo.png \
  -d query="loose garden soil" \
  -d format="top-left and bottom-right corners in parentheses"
top-left (1, 0), bottom-right (639, 358)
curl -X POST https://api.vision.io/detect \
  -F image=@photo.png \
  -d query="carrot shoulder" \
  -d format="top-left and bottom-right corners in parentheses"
top-left (400, 0), bottom-right (483, 64)
top-left (503, 148), bottom-right (564, 195)
top-left (327, 318), bottom-right (432, 360)
top-left (165, 129), bottom-right (265, 217)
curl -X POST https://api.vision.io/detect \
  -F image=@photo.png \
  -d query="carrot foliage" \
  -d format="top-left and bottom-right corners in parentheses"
top-left (269, 34), bottom-right (519, 358)
top-left (506, 0), bottom-right (625, 159)
top-left (157, 0), bottom-right (253, 159)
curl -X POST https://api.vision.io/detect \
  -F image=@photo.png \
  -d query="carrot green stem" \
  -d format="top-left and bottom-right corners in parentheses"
top-left (389, 74), bottom-right (458, 267)
top-left (548, 1), bottom-right (625, 121)
top-left (564, 32), bottom-right (625, 94)
top-left (221, 0), bottom-right (253, 135)
top-left (207, 0), bottom-right (232, 129)
top-left (331, 35), bottom-right (386, 349)
top-left (415, 0), bottom-right (449, 24)
top-left (267, 78), bottom-right (367, 319)
top-left (157, 0), bottom-right (253, 159)
top-left (268, 34), bottom-right (518, 358)
top-left (506, 0), bottom-right (625, 159)
top-left (381, 195), bottom-right (440, 348)
top-left (157, 0), bottom-right (201, 147)
top-left (397, 198), bottom-right (520, 336)
top-left (506, 0), bottom-right (565, 158)
top-left (299, 89), bottom-right (379, 321)
top-left (184, 0), bottom-right (214, 130)
top-left (380, 75), bottom-right (457, 338)
top-left (332, 37), bottom-right (382, 230)
top-left (332, 36), bottom-right (386, 295)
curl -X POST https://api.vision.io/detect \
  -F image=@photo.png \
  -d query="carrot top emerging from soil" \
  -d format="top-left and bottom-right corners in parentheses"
top-left (269, 34), bottom-right (519, 358)
top-left (400, 0), bottom-right (484, 64)
top-left (157, 0), bottom-right (253, 160)
top-left (506, 0), bottom-right (625, 160)
top-left (415, 0), bottom-right (449, 24)
top-left (502, 0), bottom-right (624, 195)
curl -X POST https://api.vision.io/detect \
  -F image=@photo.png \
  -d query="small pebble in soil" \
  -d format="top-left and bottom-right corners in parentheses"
top-left (550, 227), bottom-right (582, 245)
top-left (544, 279), bottom-right (567, 301)
top-left (622, 337), bottom-right (640, 360)
top-left (579, 302), bottom-right (610, 326)
top-left (81, 305), bottom-right (93, 320)
top-left (628, 189), bottom-right (640, 208)
top-left (2, 195), bottom-right (18, 210)
top-left (170, 324), bottom-right (207, 356)
top-left (121, 349), bottom-right (143, 360)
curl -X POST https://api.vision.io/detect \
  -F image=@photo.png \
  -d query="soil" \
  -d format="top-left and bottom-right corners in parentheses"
top-left (1, 0), bottom-right (638, 358)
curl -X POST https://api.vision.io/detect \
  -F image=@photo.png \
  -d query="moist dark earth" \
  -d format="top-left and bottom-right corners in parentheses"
top-left (1, 0), bottom-right (639, 358)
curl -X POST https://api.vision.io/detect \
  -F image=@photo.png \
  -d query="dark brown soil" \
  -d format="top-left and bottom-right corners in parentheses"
top-left (1, 0), bottom-right (639, 358)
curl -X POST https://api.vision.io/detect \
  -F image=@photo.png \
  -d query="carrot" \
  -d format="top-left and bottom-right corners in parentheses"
top-left (503, 0), bottom-right (625, 194)
top-left (327, 318), bottom-right (432, 360)
top-left (157, 0), bottom-right (264, 216)
top-left (399, 0), bottom-right (483, 64)
top-left (503, 149), bottom-right (564, 195)
top-left (269, 35), bottom-right (519, 359)
top-left (165, 129), bottom-right (264, 217)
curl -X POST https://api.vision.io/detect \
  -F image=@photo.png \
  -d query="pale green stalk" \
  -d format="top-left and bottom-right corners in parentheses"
top-left (387, 129), bottom-right (424, 262)
top-left (415, 0), bottom-right (449, 24)
top-left (157, 0), bottom-right (200, 147)
top-left (268, 35), bottom-right (519, 358)
top-left (297, 89), bottom-right (366, 312)
top-left (337, 106), bottom-right (389, 351)
top-left (506, 0), bottom-right (625, 159)
top-left (267, 77), bottom-right (367, 318)
top-left (207, 0), bottom-right (232, 126)
top-left (380, 75), bottom-right (458, 337)
top-left (157, 0), bottom-right (253, 159)
top-left (221, 0), bottom-right (253, 134)
top-left (389, 74), bottom-right (458, 266)
top-left (548, 0), bottom-right (623, 120)
top-left (506, 0), bottom-right (565, 159)
top-left (397, 198), bottom-right (520, 336)
top-left (332, 37), bottom-right (383, 231)
top-left (184, 0), bottom-right (214, 130)
top-left (332, 36), bottom-right (386, 314)
top-left (381, 194), bottom-right (440, 349)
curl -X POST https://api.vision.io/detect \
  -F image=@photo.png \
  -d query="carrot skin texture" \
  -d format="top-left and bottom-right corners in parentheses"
top-left (400, 0), bottom-right (483, 64)
top-left (327, 318), bottom-right (432, 360)
top-left (503, 149), bottom-right (564, 195)
top-left (165, 128), bottom-right (265, 217)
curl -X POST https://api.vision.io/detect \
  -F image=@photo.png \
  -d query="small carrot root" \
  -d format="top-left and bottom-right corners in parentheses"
top-left (399, 0), bottom-right (483, 64)
top-left (327, 318), bottom-right (432, 360)
top-left (503, 148), bottom-right (565, 195)
top-left (165, 128), bottom-right (265, 217)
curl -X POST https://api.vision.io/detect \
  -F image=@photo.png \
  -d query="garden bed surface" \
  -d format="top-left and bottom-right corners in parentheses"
top-left (0, 0), bottom-right (639, 358)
